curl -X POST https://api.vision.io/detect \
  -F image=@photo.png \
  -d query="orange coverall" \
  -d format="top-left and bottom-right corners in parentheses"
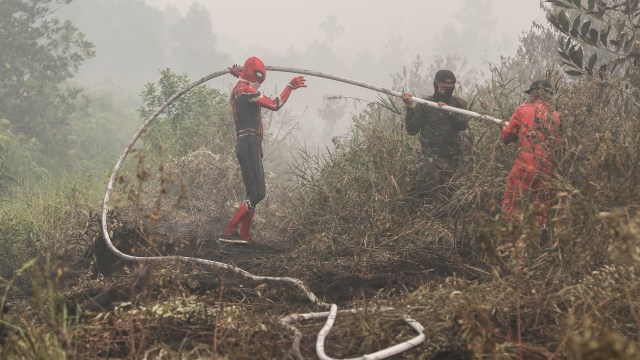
top-left (500, 99), bottom-right (560, 225)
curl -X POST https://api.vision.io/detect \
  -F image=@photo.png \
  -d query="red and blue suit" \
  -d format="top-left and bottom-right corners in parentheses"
top-left (501, 99), bottom-right (560, 226)
top-left (220, 57), bottom-right (306, 242)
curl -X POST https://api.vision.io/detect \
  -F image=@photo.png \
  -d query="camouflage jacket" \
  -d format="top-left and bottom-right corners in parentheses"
top-left (405, 95), bottom-right (469, 158)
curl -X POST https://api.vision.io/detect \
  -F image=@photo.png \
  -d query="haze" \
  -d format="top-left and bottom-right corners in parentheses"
top-left (62, 0), bottom-right (548, 148)
top-left (144, 0), bottom-right (545, 62)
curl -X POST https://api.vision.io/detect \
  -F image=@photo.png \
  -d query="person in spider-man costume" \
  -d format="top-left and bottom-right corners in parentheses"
top-left (219, 56), bottom-right (306, 244)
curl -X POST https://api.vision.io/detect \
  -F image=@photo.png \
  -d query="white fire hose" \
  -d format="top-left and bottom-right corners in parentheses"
top-left (280, 305), bottom-right (425, 360)
top-left (264, 66), bottom-right (505, 125)
top-left (100, 65), bottom-right (505, 359)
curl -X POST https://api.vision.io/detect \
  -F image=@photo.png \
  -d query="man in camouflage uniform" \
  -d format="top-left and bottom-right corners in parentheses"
top-left (401, 70), bottom-right (468, 198)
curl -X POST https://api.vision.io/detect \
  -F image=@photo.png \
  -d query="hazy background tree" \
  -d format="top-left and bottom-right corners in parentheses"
top-left (166, 3), bottom-right (231, 78)
top-left (59, 0), bottom-right (231, 91)
top-left (0, 0), bottom-right (94, 156)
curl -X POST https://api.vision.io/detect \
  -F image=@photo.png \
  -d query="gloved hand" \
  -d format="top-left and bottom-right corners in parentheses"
top-left (229, 64), bottom-right (241, 78)
top-left (288, 76), bottom-right (306, 89)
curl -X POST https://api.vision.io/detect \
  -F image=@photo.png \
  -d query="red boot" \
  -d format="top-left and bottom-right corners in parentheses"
top-left (239, 211), bottom-right (255, 242)
top-left (219, 201), bottom-right (251, 242)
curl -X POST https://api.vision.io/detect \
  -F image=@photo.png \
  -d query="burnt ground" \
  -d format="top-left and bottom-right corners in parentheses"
top-left (85, 206), bottom-right (465, 312)
top-left (0, 198), bottom-right (477, 359)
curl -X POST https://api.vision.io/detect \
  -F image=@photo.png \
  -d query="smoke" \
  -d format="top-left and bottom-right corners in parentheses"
top-left (61, 0), bottom-right (546, 151)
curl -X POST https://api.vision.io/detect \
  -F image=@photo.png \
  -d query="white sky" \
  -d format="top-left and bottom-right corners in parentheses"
top-left (143, 0), bottom-right (547, 61)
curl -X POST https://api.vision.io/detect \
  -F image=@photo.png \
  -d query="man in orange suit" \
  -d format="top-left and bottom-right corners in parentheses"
top-left (500, 80), bottom-right (560, 233)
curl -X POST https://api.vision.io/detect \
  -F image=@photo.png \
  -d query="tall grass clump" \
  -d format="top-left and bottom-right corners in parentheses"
top-left (285, 99), bottom-right (487, 280)
top-left (0, 175), bottom-right (100, 278)
top-left (288, 103), bottom-right (416, 245)
top-left (0, 257), bottom-right (81, 360)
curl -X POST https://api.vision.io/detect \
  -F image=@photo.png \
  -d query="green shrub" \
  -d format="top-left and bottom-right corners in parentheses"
top-left (138, 68), bottom-right (234, 159)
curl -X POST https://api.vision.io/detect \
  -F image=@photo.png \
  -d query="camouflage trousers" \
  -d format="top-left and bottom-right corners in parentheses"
top-left (414, 155), bottom-right (459, 199)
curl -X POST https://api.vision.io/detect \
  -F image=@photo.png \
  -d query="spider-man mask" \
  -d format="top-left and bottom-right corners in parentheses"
top-left (241, 56), bottom-right (266, 84)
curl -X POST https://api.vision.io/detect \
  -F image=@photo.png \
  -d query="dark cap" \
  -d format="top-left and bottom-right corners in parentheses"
top-left (434, 70), bottom-right (456, 84)
top-left (525, 80), bottom-right (553, 94)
